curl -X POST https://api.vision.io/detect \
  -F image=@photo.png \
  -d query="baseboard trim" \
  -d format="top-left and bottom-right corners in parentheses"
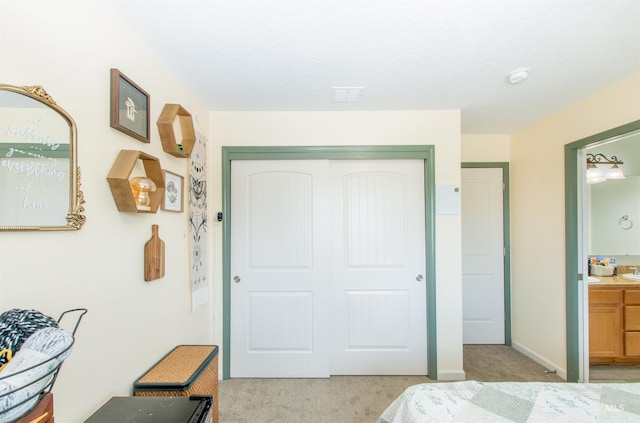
top-left (512, 341), bottom-right (567, 380)
top-left (437, 371), bottom-right (466, 381)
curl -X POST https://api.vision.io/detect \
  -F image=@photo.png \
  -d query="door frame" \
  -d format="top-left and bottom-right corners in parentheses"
top-left (461, 162), bottom-right (512, 346)
top-left (221, 145), bottom-right (437, 380)
top-left (565, 119), bottom-right (640, 382)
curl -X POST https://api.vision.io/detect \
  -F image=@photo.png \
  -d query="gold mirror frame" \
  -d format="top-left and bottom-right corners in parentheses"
top-left (0, 84), bottom-right (85, 231)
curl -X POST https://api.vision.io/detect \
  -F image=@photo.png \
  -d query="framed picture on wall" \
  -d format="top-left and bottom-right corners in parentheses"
top-left (162, 170), bottom-right (184, 212)
top-left (110, 68), bottom-right (150, 143)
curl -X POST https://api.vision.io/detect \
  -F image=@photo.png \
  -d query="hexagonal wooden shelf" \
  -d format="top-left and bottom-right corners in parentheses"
top-left (157, 103), bottom-right (195, 158)
top-left (107, 150), bottom-right (165, 213)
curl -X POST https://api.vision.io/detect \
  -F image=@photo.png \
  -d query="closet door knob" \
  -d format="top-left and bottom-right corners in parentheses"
top-left (416, 274), bottom-right (424, 282)
top-left (233, 275), bottom-right (241, 283)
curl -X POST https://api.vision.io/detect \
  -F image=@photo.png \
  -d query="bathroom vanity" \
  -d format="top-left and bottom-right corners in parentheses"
top-left (589, 275), bottom-right (640, 364)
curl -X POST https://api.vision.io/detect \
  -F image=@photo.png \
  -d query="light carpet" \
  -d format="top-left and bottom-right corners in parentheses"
top-left (218, 345), bottom-right (565, 422)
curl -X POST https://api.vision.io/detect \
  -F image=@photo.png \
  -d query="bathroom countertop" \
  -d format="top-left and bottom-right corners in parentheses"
top-left (588, 275), bottom-right (640, 287)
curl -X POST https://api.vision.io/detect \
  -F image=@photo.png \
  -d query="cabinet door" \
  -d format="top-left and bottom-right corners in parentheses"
top-left (626, 290), bottom-right (640, 305)
top-left (590, 289), bottom-right (623, 305)
top-left (625, 332), bottom-right (640, 356)
top-left (589, 305), bottom-right (623, 358)
top-left (625, 306), bottom-right (640, 330)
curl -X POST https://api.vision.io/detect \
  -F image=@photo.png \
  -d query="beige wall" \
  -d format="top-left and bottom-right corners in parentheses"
top-left (0, 2), bottom-right (212, 422)
top-left (461, 134), bottom-right (510, 163)
top-left (210, 110), bottom-right (466, 380)
top-left (510, 73), bottom-right (640, 376)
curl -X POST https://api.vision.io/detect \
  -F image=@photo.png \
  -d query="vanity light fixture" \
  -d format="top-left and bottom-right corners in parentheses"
top-left (586, 153), bottom-right (625, 184)
top-left (586, 162), bottom-right (606, 184)
top-left (605, 163), bottom-right (625, 180)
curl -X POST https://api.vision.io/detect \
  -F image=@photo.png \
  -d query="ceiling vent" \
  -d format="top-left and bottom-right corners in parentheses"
top-left (331, 87), bottom-right (364, 103)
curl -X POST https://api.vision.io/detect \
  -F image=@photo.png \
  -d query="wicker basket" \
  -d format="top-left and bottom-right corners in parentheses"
top-left (591, 264), bottom-right (614, 276)
top-left (133, 345), bottom-right (218, 423)
top-left (0, 308), bottom-right (87, 423)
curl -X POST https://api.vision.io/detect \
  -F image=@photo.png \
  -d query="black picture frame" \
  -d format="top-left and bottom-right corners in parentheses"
top-left (110, 68), bottom-right (150, 143)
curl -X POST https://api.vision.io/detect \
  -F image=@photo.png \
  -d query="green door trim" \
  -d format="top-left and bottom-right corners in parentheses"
top-left (221, 145), bottom-right (437, 380)
top-left (565, 119), bottom-right (640, 382)
top-left (461, 162), bottom-right (512, 346)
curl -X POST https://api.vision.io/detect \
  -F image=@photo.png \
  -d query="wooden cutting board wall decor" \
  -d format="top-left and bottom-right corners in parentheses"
top-left (144, 224), bottom-right (165, 281)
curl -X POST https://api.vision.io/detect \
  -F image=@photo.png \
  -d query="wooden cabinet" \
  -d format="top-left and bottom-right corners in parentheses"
top-left (625, 290), bottom-right (640, 304)
top-left (589, 305), bottom-right (622, 357)
top-left (589, 290), bottom-right (623, 358)
top-left (16, 393), bottom-right (54, 423)
top-left (625, 332), bottom-right (640, 356)
top-left (625, 306), bottom-right (640, 330)
top-left (590, 285), bottom-right (640, 364)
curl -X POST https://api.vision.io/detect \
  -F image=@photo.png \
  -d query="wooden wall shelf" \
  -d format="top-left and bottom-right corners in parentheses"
top-left (107, 150), bottom-right (165, 213)
top-left (157, 104), bottom-right (195, 158)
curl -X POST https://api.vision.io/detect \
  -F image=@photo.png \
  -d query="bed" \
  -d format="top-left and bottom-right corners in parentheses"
top-left (377, 380), bottom-right (640, 422)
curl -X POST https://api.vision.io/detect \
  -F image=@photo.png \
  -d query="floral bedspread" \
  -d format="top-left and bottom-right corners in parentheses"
top-left (378, 381), bottom-right (640, 422)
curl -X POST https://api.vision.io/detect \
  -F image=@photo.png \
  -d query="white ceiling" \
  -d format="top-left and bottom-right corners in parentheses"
top-left (112, 0), bottom-right (640, 134)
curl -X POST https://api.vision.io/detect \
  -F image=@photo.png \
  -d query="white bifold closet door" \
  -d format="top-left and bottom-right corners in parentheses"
top-left (231, 159), bottom-right (426, 377)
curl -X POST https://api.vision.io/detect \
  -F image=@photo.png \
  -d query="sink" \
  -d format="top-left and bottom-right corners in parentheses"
top-left (588, 276), bottom-right (600, 283)
top-left (622, 273), bottom-right (640, 281)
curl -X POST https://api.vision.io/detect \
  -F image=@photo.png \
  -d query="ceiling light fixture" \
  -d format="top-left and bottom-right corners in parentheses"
top-left (586, 153), bottom-right (625, 184)
top-left (507, 68), bottom-right (530, 85)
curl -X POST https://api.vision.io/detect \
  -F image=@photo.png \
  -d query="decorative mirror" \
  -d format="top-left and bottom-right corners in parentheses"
top-left (0, 84), bottom-right (85, 230)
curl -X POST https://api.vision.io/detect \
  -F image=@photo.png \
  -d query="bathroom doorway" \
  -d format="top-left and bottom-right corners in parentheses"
top-left (565, 121), bottom-right (640, 383)
top-left (584, 130), bottom-right (640, 382)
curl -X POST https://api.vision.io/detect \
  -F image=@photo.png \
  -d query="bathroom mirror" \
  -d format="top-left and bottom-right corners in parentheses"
top-left (588, 130), bottom-right (640, 256)
top-left (589, 177), bottom-right (640, 255)
top-left (0, 84), bottom-right (85, 230)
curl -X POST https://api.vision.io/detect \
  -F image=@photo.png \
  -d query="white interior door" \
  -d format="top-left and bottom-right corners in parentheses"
top-left (330, 160), bottom-right (427, 374)
top-left (230, 160), bottom-right (331, 377)
top-left (231, 159), bottom-right (427, 377)
top-left (461, 168), bottom-right (505, 344)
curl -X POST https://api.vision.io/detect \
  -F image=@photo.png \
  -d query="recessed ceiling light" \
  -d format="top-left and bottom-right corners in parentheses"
top-left (507, 68), bottom-right (530, 85)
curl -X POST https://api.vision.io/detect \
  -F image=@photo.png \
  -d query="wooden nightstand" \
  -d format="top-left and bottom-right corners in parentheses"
top-left (16, 393), bottom-right (54, 423)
